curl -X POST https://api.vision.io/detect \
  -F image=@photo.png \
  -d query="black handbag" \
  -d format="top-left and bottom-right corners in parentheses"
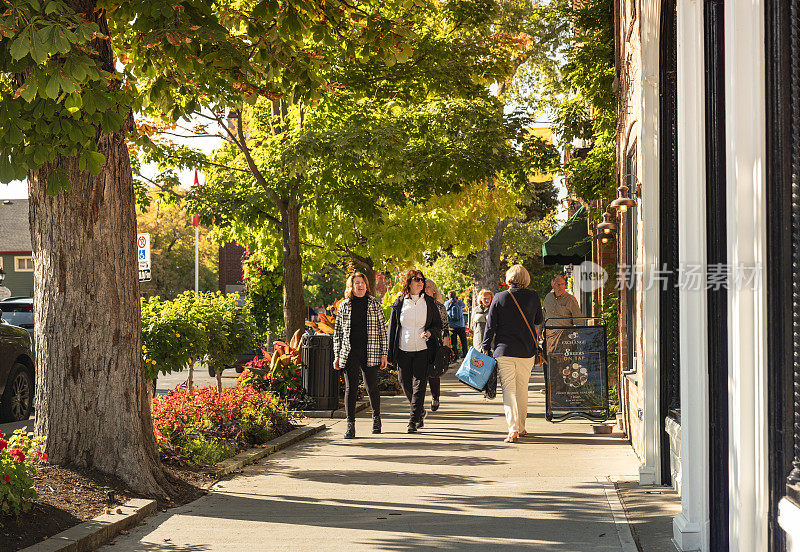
top-left (429, 340), bottom-right (452, 378)
top-left (483, 368), bottom-right (497, 399)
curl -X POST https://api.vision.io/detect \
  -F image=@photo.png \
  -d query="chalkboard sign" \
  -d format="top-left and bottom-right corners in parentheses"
top-left (543, 319), bottom-right (608, 422)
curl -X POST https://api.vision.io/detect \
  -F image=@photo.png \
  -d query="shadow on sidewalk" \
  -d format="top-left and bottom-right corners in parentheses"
top-left (346, 454), bottom-right (506, 466)
top-left (282, 468), bottom-right (489, 486)
top-left (106, 542), bottom-right (210, 552)
top-left (177, 486), bottom-right (621, 550)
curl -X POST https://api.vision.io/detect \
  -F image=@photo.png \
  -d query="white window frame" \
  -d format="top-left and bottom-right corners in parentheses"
top-left (14, 256), bottom-right (33, 272)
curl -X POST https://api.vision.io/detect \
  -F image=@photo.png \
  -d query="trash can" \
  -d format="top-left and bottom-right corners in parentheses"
top-left (301, 333), bottom-right (338, 410)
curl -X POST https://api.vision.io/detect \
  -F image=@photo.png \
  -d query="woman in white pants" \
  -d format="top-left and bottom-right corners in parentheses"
top-left (481, 265), bottom-right (543, 443)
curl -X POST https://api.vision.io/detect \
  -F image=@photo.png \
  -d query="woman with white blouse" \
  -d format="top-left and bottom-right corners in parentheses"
top-left (388, 269), bottom-right (443, 433)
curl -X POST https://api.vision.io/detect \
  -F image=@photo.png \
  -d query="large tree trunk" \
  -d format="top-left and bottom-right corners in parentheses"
top-left (280, 201), bottom-right (305, 340)
top-left (348, 252), bottom-right (376, 296)
top-left (471, 218), bottom-right (507, 311)
top-left (29, 128), bottom-right (169, 497)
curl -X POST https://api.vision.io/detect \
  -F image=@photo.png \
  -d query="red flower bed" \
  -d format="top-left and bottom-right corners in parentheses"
top-left (152, 386), bottom-right (294, 465)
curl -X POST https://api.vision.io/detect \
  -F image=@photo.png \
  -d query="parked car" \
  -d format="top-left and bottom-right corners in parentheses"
top-left (0, 297), bottom-right (34, 353)
top-left (0, 317), bottom-right (34, 421)
top-left (207, 346), bottom-right (262, 377)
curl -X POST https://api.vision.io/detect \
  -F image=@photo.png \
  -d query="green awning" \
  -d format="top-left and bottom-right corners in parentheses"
top-left (542, 206), bottom-right (590, 265)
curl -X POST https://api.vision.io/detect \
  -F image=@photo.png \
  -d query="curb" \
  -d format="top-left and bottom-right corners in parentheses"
top-left (600, 476), bottom-right (639, 552)
top-left (290, 399), bottom-right (369, 419)
top-left (214, 423), bottom-right (327, 477)
top-left (20, 498), bottom-right (157, 552)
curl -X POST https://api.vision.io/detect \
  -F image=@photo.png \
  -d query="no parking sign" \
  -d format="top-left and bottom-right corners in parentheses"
top-left (137, 233), bottom-right (151, 282)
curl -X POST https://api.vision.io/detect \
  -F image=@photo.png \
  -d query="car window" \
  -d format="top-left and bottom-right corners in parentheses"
top-left (0, 303), bottom-right (34, 328)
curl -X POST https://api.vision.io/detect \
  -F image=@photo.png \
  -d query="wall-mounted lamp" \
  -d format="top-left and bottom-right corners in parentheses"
top-left (596, 211), bottom-right (618, 235)
top-left (611, 174), bottom-right (640, 212)
top-left (593, 232), bottom-right (616, 245)
top-left (610, 183), bottom-right (637, 212)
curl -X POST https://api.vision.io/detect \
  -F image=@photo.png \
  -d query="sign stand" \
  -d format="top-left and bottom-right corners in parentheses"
top-left (543, 317), bottom-right (609, 422)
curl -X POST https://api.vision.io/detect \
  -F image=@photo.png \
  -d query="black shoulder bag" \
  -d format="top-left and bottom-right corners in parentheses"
top-left (429, 340), bottom-right (452, 378)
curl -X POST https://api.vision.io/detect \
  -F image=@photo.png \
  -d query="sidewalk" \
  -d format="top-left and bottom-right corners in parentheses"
top-left (102, 368), bottom-right (640, 551)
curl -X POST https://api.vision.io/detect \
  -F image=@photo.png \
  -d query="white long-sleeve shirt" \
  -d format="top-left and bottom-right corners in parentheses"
top-left (399, 294), bottom-right (428, 352)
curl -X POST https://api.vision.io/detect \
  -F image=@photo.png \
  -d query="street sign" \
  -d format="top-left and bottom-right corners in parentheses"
top-left (137, 233), bottom-right (151, 282)
top-left (543, 318), bottom-right (609, 422)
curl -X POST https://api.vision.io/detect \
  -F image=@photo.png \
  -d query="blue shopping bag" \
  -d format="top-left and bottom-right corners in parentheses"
top-left (455, 347), bottom-right (497, 392)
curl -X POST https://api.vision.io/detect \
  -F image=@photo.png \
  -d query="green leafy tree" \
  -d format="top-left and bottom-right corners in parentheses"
top-left (243, 255), bottom-right (285, 343)
top-left (304, 265), bottom-right (346, 310)
top-left (180, 2), bottom-right (564, 306)
top-left (423, 254), bottom-right (473, 297)
top-left (536, 0), bottom-right (616, 204)
top-left (0, 0), bottom-right (412, 495)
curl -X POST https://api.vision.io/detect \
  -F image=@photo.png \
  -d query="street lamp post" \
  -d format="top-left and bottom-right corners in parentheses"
top-left (192, 214), bottom-right (200, 294)
top-left (192, 169), bottom-right (201, 295)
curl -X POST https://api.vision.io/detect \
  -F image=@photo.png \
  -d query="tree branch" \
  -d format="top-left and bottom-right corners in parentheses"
top-left (135, 172), bottom-right (186, 200)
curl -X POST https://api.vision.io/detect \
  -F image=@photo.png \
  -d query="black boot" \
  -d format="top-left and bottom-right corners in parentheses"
top-left (344, 421), bottom-right (356, 439)
top-left (416, 409), bottom-right (427, 429)
top-left (372, 416), bottom-right (381, 434)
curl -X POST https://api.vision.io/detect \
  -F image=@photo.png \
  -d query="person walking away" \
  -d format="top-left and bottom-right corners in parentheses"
top-left (542, 274), bottom-right (583, 353)
top-left (388, 269), bottom-right (443, 433)
top-left (472, 289), bottom-right (494, 349)
top-left (333, 272), bottom-right (388, 439)
top-left (425, 278), bottom-right (450, 412)
top-left (481, 265), bottom-right (543, 443)
top-left (445, 291), bottom-right (468, 360)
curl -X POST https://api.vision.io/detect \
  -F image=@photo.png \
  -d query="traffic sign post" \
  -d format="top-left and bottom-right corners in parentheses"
top-left (137, 233), bottom-right (151, 282)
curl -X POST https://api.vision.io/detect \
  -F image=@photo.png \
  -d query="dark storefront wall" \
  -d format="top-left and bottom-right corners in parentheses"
top-left (765, 0), bottom-right (800, 550)
top-left (658, 0), bottom-right (680, 488)
top-left (703, 1), bottom-right (729, 549)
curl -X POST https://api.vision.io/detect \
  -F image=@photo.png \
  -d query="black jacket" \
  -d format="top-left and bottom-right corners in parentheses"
top-left (482, 286), bottom-right (543, 359)
top-left (387, 294), bottom-right (443, 365)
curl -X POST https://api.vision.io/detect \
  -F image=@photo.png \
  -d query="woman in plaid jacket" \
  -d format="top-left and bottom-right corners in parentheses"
top-left (333, 272), bottom-right (388, 439)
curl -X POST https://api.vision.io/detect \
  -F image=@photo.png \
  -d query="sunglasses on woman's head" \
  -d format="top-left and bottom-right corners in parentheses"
top-left (412, 277), bottom-right (425, 282)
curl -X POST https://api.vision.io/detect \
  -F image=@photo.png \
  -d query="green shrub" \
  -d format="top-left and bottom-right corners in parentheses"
top-left (141, 291), bottom-right (255, 380)
top-left (180, 435), bottom-right (235, 465)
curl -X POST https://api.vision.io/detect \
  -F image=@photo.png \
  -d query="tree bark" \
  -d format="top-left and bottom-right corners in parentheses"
top-left (29, 125), bottom-right (169, 497)
top-left (280, 200), bottom-right (305, 340)
top-left (347, 252), bottom-right (377, 296)
top-left (471, 218), bottom-right (507, 311)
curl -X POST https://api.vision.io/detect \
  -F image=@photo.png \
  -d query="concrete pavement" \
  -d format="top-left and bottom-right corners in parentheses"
top-left (101, 368), bottom-right (640, 552)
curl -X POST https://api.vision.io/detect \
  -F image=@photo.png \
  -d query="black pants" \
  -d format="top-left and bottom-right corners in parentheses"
top-left (396, 349), bottom-right (428, 425)
top-left (429, 376), bottom-right (440, 400)
top-left (450, 326), bottom-right (468, 358)
top-left (343, 350), bottom-right (380, 423)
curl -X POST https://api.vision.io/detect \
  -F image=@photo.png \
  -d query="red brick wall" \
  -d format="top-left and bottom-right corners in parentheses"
top-left (218, 242), bottom-right (246, 292)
